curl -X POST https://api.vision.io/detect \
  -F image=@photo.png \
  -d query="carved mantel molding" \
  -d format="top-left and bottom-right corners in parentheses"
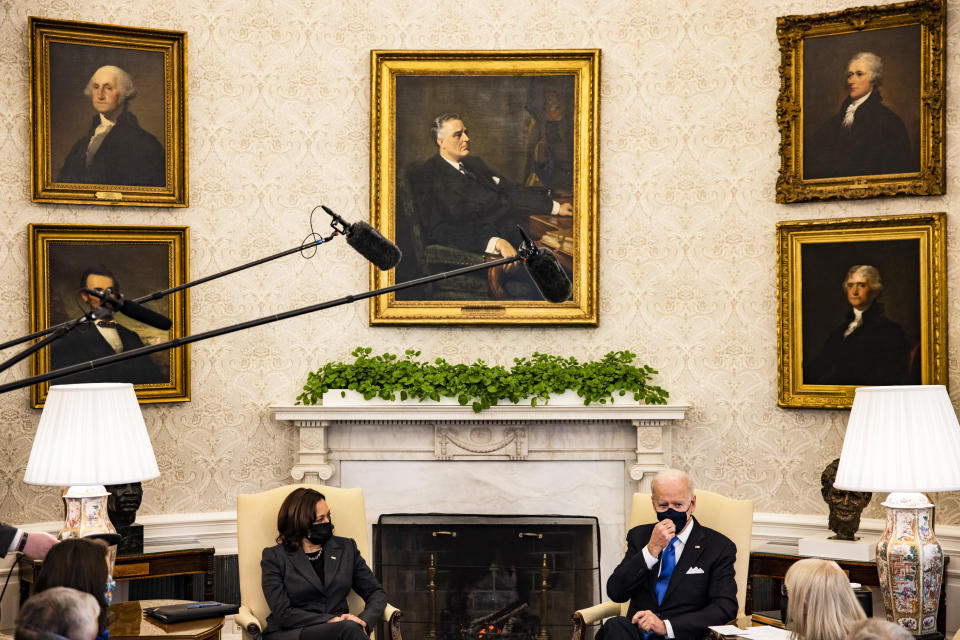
top-left (270, 400), bottom-right (690, 491)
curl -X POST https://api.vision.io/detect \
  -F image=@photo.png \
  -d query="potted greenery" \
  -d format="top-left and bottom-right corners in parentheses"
top-left (297, 347), bottom-right (668, 413)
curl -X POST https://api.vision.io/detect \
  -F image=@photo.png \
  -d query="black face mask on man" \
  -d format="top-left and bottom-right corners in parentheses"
top-left (656, 506), bottom-right (690, 532)
top-left (307, 521), bottom-right (333, 546)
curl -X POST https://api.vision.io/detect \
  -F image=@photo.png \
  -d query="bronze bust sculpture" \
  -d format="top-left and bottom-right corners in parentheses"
top-left (820, 458), bottom-right (872, 540)
top-left (106, 482), bottom-right (144, 554)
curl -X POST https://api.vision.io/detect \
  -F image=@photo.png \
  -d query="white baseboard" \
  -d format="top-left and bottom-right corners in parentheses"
top-left (3, 511), bottom-right (958, 635)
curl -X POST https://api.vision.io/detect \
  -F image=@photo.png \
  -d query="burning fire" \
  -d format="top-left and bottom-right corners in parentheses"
top-left (475, 624), bottom-right (503, 637)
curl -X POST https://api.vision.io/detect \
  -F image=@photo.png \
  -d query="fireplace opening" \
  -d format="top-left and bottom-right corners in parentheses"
top-left (374, 514), bottom-right (600, 639)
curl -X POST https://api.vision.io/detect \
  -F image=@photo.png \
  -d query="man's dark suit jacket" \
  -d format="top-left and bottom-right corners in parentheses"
top-left (804, 89), bottom-right (917, 180)
top-left (407, 154), bottom-right (554, 254)
top-left (804, 301), bottom-right (910, 386)
top-left (0, 522), bottom-right (17, 557)
top-left (57, 110), bottom-right (165, 187)
top-left (49, 322), bottom-right (164, 385)
top-left (261, 536), bottom-right (387, 640)
top-left (603, 518), bottom-right (737, 640)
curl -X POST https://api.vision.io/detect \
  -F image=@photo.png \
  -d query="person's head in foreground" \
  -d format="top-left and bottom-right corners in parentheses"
top-left (15, 586), bottom-right (100, 640)
top-left (784, 557), bottom-right (865, 640)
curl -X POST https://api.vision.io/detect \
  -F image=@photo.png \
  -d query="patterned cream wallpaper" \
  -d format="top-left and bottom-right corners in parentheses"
top-left (1, 0), bottom-right (959, 525)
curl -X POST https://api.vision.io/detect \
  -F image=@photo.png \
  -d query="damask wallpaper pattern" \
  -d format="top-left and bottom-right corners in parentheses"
top-left (1, 0), bottom-right (959, 524)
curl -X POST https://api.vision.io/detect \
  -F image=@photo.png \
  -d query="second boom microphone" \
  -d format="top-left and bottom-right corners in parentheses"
top-left (81, 288), bottom-right (173, 331)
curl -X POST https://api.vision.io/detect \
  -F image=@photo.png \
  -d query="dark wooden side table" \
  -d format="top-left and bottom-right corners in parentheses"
top-left (109, 599), bottom-right (224, 640)
top-left (18, 546), bottom-right (215, 606)
top-left (748, 546), bottom-right (949, 636)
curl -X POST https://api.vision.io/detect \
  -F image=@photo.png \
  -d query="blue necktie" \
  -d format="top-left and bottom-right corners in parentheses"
top-left (655, 536), bottom-right (680, 605)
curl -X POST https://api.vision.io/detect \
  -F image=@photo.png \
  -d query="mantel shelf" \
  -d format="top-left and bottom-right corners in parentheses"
top-left (270, 400), bottom-right (691, 490)
top-left (270, 401), bottom-right (691, 423)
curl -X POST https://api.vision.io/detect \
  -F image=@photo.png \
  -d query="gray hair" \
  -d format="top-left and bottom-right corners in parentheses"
top-left (651, 468), bottom-right (695, 500)
top-left (15, 587), bottom-right (99, 640)
top-left (845, 618), bottom-right (913, 640)
top-left (841, 265), bottom-right (883, 295)
top-left (431, 112), bottom-right (462, 145)
top-left (848, 52), bottom-right (883, 87)
top-left (84, 65), bottom-right (137, 104)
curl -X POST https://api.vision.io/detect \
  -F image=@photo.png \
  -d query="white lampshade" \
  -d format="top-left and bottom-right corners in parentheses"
top-left (835, 385), bottom-right (960, 493)
top-left (24, 383), bottom-right (159, 487)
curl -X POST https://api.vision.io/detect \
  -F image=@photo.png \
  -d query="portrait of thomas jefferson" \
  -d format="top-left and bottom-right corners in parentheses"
top-left (56, 64), bottom-right (165, 187)
top-left (804, 265), bottom-right (911, 386)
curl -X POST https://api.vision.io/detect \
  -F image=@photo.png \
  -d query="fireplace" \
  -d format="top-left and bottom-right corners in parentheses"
top-left (271, 400), bottom-right (689, 638)
top-left (374, 514), bottom-right (600, 639)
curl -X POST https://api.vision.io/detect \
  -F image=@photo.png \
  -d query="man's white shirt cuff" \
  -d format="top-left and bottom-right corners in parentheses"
top-left (8, 529), bottom-right (24, 553)
top-left (641, 545), bottom-right (658, 569)
top-left (664, 620), bottom-right (675, 638)
top-left (485, 237), bottom-right (500, 254)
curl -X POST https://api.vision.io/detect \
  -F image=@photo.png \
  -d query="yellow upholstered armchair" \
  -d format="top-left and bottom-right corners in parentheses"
top-left (235, 485), bottom-right (403, 640)
top-left (571, 490), bottom-right (753, 640)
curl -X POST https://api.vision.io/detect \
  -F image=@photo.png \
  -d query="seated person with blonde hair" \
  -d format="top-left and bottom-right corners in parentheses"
top-left (784, 558), bottom-right (865, 640)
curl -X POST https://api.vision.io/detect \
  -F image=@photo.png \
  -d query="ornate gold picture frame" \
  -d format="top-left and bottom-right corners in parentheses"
top-left (777, 213), bottom-right (946, 409)
top-left (29, 224), bottom-right (190, 407)
top-left (369, 50), bottom-right (599, 325)
top-left (29, 17), bottom-right (188, 207)
top-left (775, 0), bottom-right (944, 203)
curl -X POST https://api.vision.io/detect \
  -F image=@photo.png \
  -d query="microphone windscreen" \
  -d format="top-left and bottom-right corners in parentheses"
top-left (524, 247), bottom-right (572, 303)
top-left (119, 299), bottom-right (173, 331)
top-left (346, 221), bottom-right (402, 270)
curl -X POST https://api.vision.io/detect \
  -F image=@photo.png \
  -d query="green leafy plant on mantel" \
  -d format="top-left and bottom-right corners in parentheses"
top-left (297, 347), bottom-right (669, 413)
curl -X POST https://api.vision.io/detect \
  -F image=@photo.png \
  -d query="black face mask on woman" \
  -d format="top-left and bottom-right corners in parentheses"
top-left (656, 506), bottom-right (689, 532)
top-left (307, 521), bottom-right (333, 545)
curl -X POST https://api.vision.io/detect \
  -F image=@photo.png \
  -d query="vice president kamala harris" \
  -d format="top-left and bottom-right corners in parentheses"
top-left (260, 488), bottom-right (387, 640)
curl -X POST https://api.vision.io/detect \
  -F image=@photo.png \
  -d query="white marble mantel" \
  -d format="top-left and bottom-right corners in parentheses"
top-left (270, 399), bottom-right (690, 491)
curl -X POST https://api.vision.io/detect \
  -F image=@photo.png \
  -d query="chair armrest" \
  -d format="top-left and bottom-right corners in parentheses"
top-left (383, 603), bottom-right (400, 621)
top-left (235, 605), bottom-right (263, 640)
top-left (382, 603), bottom-right (403, 640)
top-left (574, 600), bottom-right (621, 625)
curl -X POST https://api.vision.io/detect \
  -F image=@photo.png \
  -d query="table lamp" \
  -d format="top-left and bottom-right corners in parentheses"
top-left (23, 383), bottom-right (159, 547)
top-left (835, 385), bottom-right (960, 637)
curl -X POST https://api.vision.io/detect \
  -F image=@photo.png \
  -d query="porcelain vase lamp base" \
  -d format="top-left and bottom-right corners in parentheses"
top-left (876, 492), bottom-right (943, 637)
top-left (60, 485), bottom-right (120, 586)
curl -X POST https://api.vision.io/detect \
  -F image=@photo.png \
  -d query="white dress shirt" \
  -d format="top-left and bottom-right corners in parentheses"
top-left (843, 91), bottom-right (872, 128)
top-left (843, 306), bottom-right (866, 339)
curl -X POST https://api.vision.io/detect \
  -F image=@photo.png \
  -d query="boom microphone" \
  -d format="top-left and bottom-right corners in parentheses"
top-left (516, 227), bottom-right (572, 304)
top-left (346, 220), bottom-right (403, 271)
top-left (321, 205), bottom-right (402, 270)
top-left (81, 288), bottom-right (173, 331)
